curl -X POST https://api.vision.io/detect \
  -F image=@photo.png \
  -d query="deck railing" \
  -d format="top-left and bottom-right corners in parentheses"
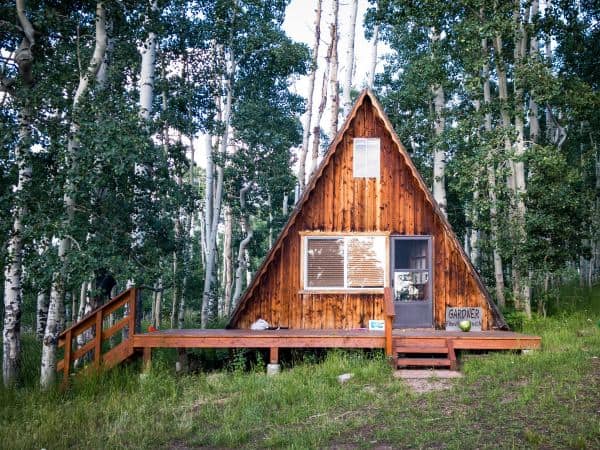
top-left (384, 287), bottom-right (395, 358)
top-left (56, 287), bottom-right (141, 385)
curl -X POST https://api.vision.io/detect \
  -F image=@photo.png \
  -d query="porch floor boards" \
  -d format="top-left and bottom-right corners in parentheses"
top-left (132, 328), bottom-right (541, 351)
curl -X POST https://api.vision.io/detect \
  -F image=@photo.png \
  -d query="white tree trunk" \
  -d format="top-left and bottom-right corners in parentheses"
top-left (283, 193), bottom-right (289, 216)
top-left (139, 0), bottom-right (158, 121)
top-left (367, 24), bottom-right (379, 88)
top-left (528, 0), bottom-right (540, 143)
top-left (432, 84), bottom-right (446, 216)
top-left (201, 47), bottom-right (232, 327)
top-left (2, 0), bottom-right (36, 388)
top-left (153, 280), bottom-right (162, 328)
top-left (342, 0), bottom-right (357, 115)
top-left (310, 28), bottom-right (332, 175)
top-left (493, 34), bottom-right (514, 192)
top-left (329, 0), bottom-right (339, 135)
top-left (3, 215), bottom-right (24, 386)
top-left (171, 251), bottom-right (178, 328)
top-left (431, 28), bottom-right (447, 217)
top-left (222, 205), bottom-right (234, 317)
top-left (36, 291), bottom-right (49, 341)
top-left (42, 1), bottom-right (107, 389)
top-left (469, 185), bottom-right (480, 268)
top-left (3, 109), bottom-right (32, 387)
top-left (482, 33), bottom-right (506, 307)
top-left (232, 185), bottom-right (254, 307)
top-left (297, 0), bottom-right (322, 192)
top-left (512, 4), bottom-right (531, 317)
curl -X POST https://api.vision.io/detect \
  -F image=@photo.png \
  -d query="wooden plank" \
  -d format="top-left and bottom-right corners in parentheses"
top-left (72, 339), bottom-right (96, 361)
top-left (394, 346), bottom-right (449, 353)
top-left (132, 333), bottom-right (385, 349)
top-left (102, 341), bottom-right (134, 369)
top-left (100, 294), bottom-right (129, 319)
top-left (396, 358), bottom-right (451, 367)
top-left (102, 316), bottom-right (129, 341)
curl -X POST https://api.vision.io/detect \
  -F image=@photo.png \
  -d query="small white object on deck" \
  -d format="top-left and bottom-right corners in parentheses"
top-left (337, 373), bottom-right (354, 384)
top-left (250, 318), bottom-right (270, 330)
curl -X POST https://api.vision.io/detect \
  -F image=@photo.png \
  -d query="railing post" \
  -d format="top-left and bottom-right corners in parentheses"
top-left (94, 311), bottom-right (103, 368)
top-left (384, 287), bottom-right (395, 359)
top-left (135, 287), bottom-right (143, 334)
top-left (62, 330), bottom-right (72, 387)
top-left (447, 338), bottom-right (457, 371)
top-left (128, 288), bottom-right (137, 344)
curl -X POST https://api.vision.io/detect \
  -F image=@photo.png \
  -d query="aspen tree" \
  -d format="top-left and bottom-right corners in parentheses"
top-left (2, 0), bottom-right (35, 387)
top-left (298, 0), bottom-right (322, 192)
top-left (42, 2), bottom-right (108, 389)
top-left (342, 0), bottom-right (358, 115)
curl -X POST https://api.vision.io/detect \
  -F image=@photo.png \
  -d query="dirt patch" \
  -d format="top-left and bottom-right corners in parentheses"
top-left (402, 378), bottom-right (455, 394)
top-left (394, 370), bottom-right (463, 394)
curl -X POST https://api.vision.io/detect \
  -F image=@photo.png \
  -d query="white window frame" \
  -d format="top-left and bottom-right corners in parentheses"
top-left (353, 138), bottom-right (381, 178)
top-left (302, 234), bottom-right (388, 292)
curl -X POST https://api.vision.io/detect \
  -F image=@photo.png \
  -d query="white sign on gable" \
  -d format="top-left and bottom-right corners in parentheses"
top-left (445, 307), bottom-right (482, 331)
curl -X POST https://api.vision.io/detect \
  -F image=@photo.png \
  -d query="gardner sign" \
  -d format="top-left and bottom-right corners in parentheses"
top-left (445, 307), bottom-right (482, 331)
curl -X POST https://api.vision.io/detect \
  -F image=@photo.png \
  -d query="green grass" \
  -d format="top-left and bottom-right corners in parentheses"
top-left (1, 287), bottom-right (599, 449)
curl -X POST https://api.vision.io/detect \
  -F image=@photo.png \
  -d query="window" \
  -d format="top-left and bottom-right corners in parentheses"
top-left (353, 138), bottom-right (380, 178)
top-left (304, 236), bottom-right (386, 290)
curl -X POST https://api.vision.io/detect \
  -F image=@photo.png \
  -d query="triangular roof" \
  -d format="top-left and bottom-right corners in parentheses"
top-left (228, 89), bottom-right (507, 329)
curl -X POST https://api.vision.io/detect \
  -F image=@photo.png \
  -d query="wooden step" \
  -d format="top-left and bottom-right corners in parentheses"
top-left (396, 357), bottom-right (452, 367)
top-left (394, 346), bottom-right (448, 354)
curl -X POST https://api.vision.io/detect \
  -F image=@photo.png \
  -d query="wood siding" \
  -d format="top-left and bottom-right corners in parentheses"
top-left (231, 94), bottom-right (498, 330)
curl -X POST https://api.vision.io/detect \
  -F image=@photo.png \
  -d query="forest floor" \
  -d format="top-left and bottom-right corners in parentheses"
top-left (1, 287), bottom-right (599, 449)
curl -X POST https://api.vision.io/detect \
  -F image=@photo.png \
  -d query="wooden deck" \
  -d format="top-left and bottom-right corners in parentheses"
top-left (133, 327), bottom-right (541, 370)
top-left (55, 288), bottom-right (541, 384)
top-left (132, 328), bottom-right (541, 351)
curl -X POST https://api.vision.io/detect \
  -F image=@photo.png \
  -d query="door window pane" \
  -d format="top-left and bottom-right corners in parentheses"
top-left (393, 239), bottom-right (429, 270)
top-left (393, 271), bottom-right (430, 302)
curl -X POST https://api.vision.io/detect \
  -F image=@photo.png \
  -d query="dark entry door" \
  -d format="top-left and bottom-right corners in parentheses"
top-left (391, 237), bottom-right (433, 328)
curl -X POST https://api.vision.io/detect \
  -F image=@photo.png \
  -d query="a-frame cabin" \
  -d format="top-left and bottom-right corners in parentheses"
top-left (55, 91), bottom-right (539, 382)
top-left (229, 90), bottom-right (507, 331)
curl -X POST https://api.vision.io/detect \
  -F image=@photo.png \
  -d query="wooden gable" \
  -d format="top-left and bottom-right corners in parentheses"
top-left (228, 90), bottom-right (507, 330)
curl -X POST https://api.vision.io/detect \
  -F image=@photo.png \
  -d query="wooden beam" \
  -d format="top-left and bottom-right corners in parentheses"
top-left (447, 338), bottom-right (457, 370)
top-left (94, 312), bottom-right (103, 368)
top-left (384, 287), bottom-right (395, 358)
top-left (101, 316), bottom-right (129, 341)
top-left (269, 347), bottom-right (279, 364)
top-left (142, 347), bottom-right (152, 372)
top-left (132, 334), bottom-right (385, 349)
top-left (71, 339), bottom-right (96, 361)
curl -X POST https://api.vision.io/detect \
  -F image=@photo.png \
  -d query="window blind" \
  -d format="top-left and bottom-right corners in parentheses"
top-left (347, 237), bottom-right (385, 287)
top-left (306, 238), bottom-right (344, 288)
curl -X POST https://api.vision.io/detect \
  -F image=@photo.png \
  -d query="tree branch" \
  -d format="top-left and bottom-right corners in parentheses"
top-left (16, 0), bottom-right (34, 47)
